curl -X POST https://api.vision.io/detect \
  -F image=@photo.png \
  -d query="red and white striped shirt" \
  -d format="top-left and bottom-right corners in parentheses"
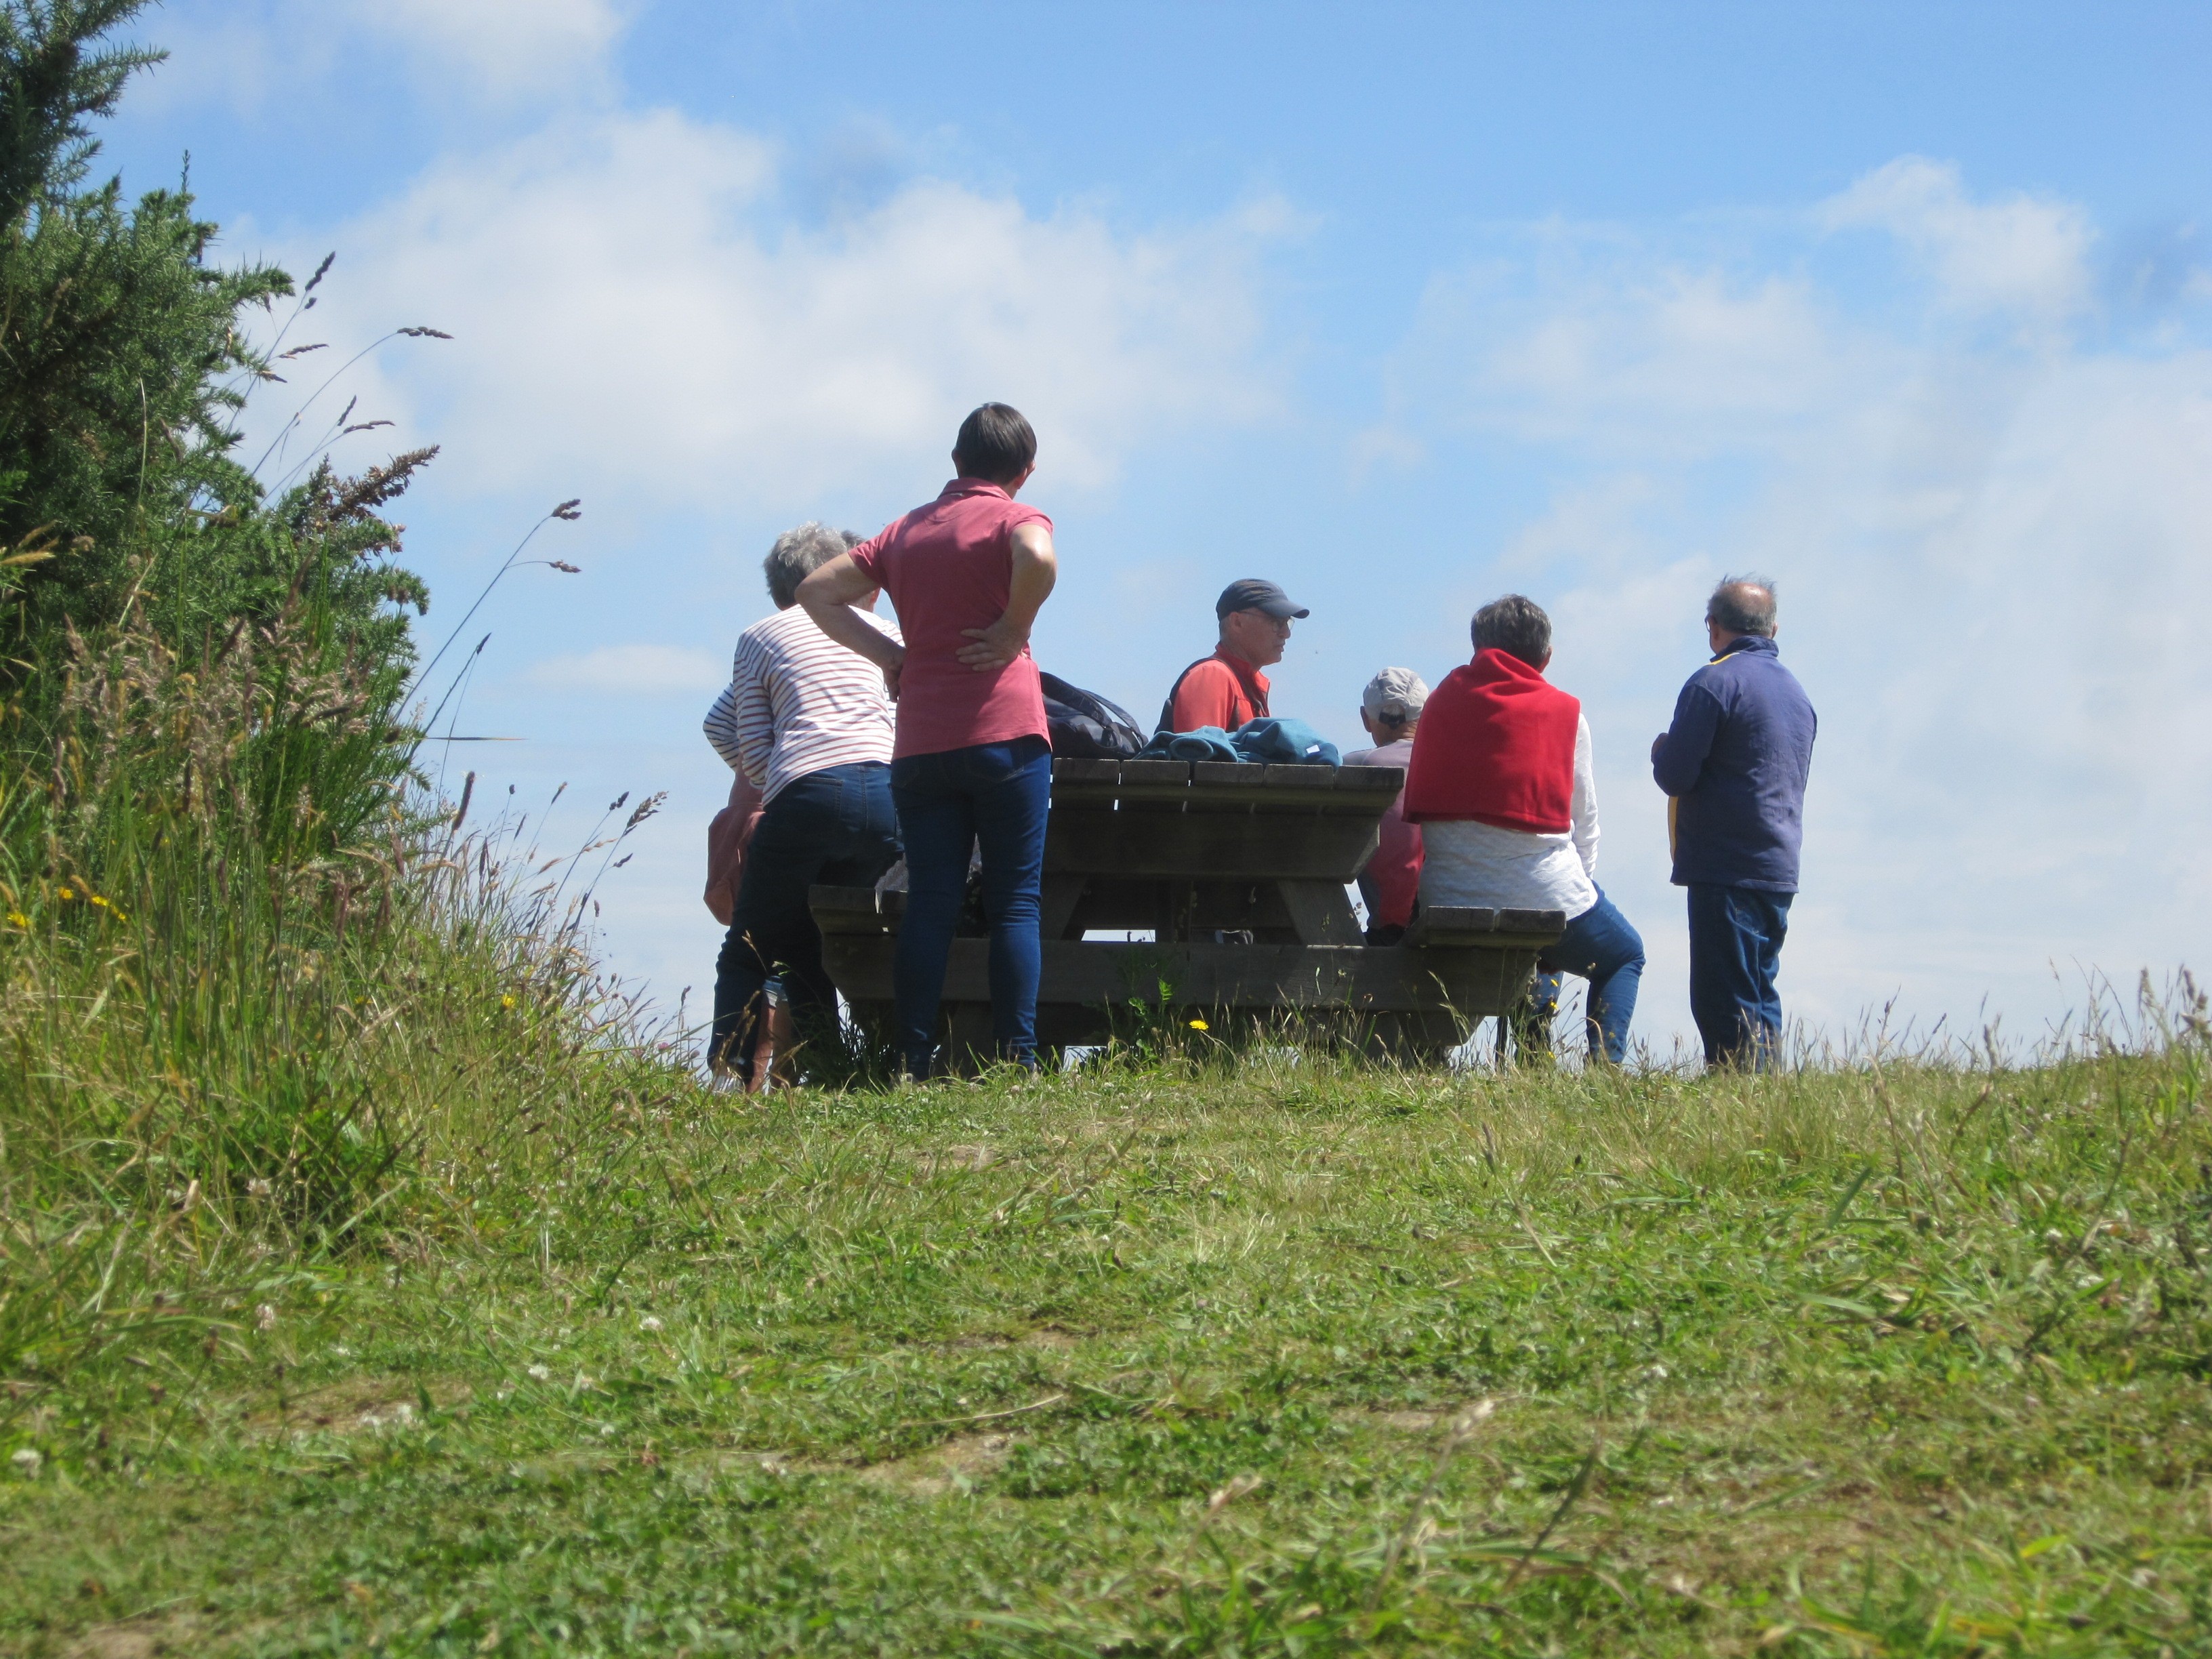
top-left (702, 605), bottom-right (899, 804)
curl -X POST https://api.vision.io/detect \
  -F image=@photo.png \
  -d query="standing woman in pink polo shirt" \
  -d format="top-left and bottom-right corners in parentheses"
top-left (798, 405), bottom-right (1059, 1076)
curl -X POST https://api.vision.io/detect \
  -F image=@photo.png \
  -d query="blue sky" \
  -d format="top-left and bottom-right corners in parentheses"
top-left (102, 1), bottom-right (2212, 1057)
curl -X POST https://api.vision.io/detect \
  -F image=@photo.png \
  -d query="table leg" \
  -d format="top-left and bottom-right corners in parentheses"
top-left (1040, 874), bottom-right (1087, 941)
top-left (1275, 879), bottom-right (1361, 945)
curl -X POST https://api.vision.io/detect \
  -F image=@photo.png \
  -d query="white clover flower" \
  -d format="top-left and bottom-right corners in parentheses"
top-left (255, 1304), bottom-right (277, 1332)
top-left (526, 1364), bottom-right (552, 1382)
top-left (9, 1448), bottom-right (40, 1477)
top-left (639, 1316), bottom-right (663, 1333)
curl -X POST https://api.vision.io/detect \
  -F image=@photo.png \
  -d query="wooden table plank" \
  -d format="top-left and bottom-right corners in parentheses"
top-left (1334, 766), bottom-right (1406, 795)
top-left (1118, 759), bottom-right (1194, 786)
top-left (1044, 810), bottom-right (1380, 882)
top-left (1406, 904), bottom-right (1567, 947)
top-left (1190, 761), bottom-right (1256, 788)
top-left (817, 935), bottom-right (1546, 1014)
top-left (1049, 758), bottom-right (1124, 785)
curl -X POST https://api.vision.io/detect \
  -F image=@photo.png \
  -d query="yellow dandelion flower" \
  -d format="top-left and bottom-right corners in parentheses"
top-left (1188, 1018), bottom-right (1209, 1031)
top-left (5, 912), bottom-right (27, 927)
top-left (89, 894), bottom-right (108, 908)
top-left (56, 886), bottom-right (74, 901)
top-left (501, 994), bottom-right (518, 1010)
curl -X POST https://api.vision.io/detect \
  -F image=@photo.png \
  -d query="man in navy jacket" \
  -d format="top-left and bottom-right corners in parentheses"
top-left (1651, 578), bottom-right (1816, 1069)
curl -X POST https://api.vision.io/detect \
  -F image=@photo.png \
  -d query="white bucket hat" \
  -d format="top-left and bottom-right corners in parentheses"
top-left (1361, 667), bottom-right (1430, 722)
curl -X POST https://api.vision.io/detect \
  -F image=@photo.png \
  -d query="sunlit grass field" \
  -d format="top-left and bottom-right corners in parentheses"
top-left (5, 1030), bottom-right (2210, 1656)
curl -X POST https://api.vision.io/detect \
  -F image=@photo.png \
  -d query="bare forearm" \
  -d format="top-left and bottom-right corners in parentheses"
top-left (797, 555), bottom-right (903, 670)
top-left (802, 598), bottom-right (899, 668)
top-left (954, 525), bottom-right (1058, 670)
top-left (1002, 531), bottom-right (1058, 636)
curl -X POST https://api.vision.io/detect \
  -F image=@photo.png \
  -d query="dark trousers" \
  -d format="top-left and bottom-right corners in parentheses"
top-left (1517, 888), bottom-right (1646, 1065)
top-left (889, 735), bottom-right (1052, 1073)
top-left (1686, 882), bottom-right (1794, 1070)
top-left (713, 762), bottom-right (899, 1081)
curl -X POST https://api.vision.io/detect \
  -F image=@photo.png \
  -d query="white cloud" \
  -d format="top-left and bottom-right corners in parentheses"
top-left (308, 109), bottom-right (1282, 512)
top-left (525, 644), bottom-right (728, 696)
top-left (1406, 248), bottom-right (1879, 460)
top-left (1820, 156), bottom-right (2094, 325)
top-left (126, 3), bottom-right (337, 118)
top-left (1382, 158), bottom-right (2212, 1044)
top-left (125, 0), bottom-right (633, 116)
top-left (347, 0), bottom-right (632, 93)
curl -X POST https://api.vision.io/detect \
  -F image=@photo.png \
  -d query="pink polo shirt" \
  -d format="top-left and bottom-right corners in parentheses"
top-left (849, 478), bottom-right (1054, 760)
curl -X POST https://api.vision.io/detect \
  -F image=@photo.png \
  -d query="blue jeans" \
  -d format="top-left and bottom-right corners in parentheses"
top-left (713, 762), bottom-right (900, 1081)
top-left (1687, 882), bottom-right (1793, 1070)
top-left (1520, 888), bottom-right (1645, 1065)
top-left (890, 735), bottom-right (1052, 1073)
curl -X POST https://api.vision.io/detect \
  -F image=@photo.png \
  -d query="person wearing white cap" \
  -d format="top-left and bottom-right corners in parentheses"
top-left (1343, 668), bottom-right (1429, 944)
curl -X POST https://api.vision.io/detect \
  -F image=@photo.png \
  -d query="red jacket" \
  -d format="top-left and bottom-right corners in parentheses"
top-left (703, 771), bottom-right (763, 925)
top-left (1403, 649), bottom-right (1579, 832)
top-left (1160, 646), bottom-right (1270, 734)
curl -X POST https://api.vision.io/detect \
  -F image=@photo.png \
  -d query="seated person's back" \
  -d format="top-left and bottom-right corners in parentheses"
top-left (1342, 667), bottom-right (1428, 942)
top-left (1404, 594), bottom-right (1644, 1065)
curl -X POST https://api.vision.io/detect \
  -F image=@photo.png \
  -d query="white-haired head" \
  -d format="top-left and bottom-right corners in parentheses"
top-left (764, 522), bottom-right (862, 609)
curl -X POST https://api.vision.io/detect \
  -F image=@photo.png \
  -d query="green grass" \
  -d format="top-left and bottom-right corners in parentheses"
top-left (5, 1039), bottom-right (2211, 1656)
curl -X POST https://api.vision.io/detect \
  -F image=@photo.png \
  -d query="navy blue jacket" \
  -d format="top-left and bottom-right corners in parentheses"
top-left (1651, 635), bottom-right (1816, 890)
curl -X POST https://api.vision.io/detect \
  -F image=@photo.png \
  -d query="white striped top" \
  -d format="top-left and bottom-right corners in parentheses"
top-left (702, 605), bottom-right (900, 804)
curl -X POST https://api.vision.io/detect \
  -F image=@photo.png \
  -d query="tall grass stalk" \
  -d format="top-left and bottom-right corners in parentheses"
top-left (0, 560), bottom-right (682, 1424)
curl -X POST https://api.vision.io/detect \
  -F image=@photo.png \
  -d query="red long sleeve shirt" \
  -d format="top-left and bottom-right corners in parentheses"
top-left (1161, 645), bottom-right (1270, 733)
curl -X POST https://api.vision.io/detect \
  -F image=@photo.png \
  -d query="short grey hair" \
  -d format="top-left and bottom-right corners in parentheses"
top-left (764, 522), bottom-right (862, 609)
top-left (1707, 575), bottom-right (1778, 637)
top-left (1472, 594), bottom-right (1552, 668)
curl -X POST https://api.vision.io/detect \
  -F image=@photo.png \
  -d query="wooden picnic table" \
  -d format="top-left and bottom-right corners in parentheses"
top-left (811, 756), bottom-right (1563, 1065)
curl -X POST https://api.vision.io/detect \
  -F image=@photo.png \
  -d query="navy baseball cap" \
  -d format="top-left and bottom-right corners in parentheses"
top-left (1215, 578), bottom-right (1310, 621)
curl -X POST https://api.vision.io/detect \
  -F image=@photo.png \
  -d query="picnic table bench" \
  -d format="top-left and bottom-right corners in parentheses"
top-left (811, 756), bottom-right (1563, 1066)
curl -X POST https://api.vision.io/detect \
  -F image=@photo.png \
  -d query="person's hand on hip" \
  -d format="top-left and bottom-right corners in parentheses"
top-left (956, 616), bottom-right (1027, 671)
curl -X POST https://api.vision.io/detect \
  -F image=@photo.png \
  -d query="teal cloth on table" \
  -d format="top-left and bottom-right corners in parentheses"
top-left (1231, 718), bottom-right (1340, 767)
top-left (1135, 725), bottom-right (1240, 762)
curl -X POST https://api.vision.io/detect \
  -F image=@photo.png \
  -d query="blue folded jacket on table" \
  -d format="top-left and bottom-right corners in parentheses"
top-left (1134, 725), bottom-right (1240, 762)
top-left (1231, 718), bottom-right (1340, 767)
top-left (1134, 718), bottom-right (1340, 767)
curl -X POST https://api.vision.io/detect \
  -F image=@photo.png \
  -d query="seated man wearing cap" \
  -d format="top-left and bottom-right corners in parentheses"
top-left (1343, 668), bottom-right (1429, 944)
top-left (1158, 578), bottom-right (1310, 734)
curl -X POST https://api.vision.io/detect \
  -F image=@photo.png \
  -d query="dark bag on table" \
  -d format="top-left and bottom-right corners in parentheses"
top-left (1040, 671), bottom-right (1145, 760)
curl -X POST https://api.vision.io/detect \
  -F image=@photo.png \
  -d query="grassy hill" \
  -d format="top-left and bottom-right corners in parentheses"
top-left (1, 7), bottom-right (2208, 1655)
top-left (6, 1035), bottom-right (2209, 1656)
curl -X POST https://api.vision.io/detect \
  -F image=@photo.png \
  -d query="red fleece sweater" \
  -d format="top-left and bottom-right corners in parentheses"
top-left (1402, 649), bottom-right (1580, 832)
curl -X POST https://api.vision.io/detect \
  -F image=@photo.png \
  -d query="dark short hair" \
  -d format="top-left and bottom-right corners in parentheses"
top-left (1707, 576), bottom-right (1778, 636)
top-left (764, 522), bottom-right (861, 608)
top-left (1472, 594), bottom-right (1552, 668)
top-left (953, 403), bottom-right (1037, 485)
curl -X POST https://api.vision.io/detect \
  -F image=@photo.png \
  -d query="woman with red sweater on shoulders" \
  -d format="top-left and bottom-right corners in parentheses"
top-left (1405, 594), bottom-right (1645, 1065)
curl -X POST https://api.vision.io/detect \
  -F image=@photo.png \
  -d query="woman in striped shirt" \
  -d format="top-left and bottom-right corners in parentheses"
top-left (702, 523), bottom-right (903, 1082)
